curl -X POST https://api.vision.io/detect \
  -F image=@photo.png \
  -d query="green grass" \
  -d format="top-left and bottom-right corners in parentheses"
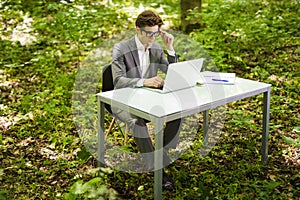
top-left (1, 0), bottom-right (299, 199)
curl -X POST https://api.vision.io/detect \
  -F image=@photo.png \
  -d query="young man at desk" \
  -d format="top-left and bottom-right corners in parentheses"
top-left (111, 10), bottom-right (182, 190)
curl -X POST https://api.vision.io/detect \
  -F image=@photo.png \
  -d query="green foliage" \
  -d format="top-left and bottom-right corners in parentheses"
top-left (1, 0), bottom-right (299, 199)
top-left (282, 127), bottom-right (300, 149)
top-left (65, 168), bottom-right (118, 200)
top-left (190, 0), bottom-right (299, 72)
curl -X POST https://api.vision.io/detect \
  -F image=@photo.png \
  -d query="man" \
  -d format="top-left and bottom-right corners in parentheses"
top-left (111, 10), bottom-right (181, 190)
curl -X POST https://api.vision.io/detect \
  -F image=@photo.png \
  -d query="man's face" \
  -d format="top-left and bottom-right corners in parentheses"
top-left (136, 25), bottom-right (160, 47)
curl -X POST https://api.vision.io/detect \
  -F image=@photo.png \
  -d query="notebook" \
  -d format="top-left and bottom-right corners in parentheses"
top-left (197, 71), bottom-right (236, 85)
top-left (145, 58), bottom-right (204, 93)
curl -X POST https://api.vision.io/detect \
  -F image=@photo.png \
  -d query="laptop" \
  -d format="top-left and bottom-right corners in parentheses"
top-left (145, 58), bottom-right (204, 93)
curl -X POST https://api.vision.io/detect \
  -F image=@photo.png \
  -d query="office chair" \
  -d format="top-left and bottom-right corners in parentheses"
top-left (102, 64), bottom-right (129, 145)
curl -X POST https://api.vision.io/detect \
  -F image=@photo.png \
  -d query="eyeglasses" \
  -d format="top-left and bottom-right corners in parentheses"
top-left (140, 28), bottom-right (161, 38)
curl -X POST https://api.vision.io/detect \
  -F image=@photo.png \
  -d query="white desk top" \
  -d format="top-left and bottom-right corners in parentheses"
top-left (98, 78), bottom-right (271, 118)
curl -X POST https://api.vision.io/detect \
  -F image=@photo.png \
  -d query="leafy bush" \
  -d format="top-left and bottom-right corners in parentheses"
top-left (1, 0), bottom-right (299, 199)
top-left (64, 168), bottom-right (118, 200)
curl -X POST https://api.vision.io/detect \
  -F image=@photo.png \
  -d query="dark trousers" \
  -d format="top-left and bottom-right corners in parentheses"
top-left (133, 118), bottom-right (182, 169)
top-left (113, 108), bottom-right (182, 169)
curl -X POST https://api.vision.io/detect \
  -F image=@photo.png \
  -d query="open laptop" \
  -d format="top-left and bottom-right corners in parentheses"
top-left (145, 58), bottom-right (204, 93)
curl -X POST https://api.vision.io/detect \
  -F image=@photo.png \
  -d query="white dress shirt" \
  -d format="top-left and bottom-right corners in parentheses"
top-left (134, 35), bottom-right (175, 87)
top-left (135, 35), bottom-right (151, 78)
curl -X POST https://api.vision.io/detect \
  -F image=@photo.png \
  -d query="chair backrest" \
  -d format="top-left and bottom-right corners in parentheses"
top-left (102, 64), bottom-right (114, 113)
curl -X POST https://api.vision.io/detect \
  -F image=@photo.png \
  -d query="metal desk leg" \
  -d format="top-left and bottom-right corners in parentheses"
top-left (262, 89), bottom-right (270, 164)
top-left (203, 110), bottom-right (209, 142)
top-left (154, 118), bottom-right (164, 200)
top-left (98, 97), bottom-right (105, 167)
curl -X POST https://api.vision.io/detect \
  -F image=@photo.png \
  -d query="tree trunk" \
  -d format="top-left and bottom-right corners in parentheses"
top-left (181, 0), bottom-right (202, 33)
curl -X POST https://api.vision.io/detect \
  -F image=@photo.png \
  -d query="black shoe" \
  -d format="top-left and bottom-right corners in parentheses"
top-left (163, 172), bottom-right (174, 190)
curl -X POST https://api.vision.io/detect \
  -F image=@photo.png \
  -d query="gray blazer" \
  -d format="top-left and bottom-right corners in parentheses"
top-left (112, 37), bottom-right (177, 89)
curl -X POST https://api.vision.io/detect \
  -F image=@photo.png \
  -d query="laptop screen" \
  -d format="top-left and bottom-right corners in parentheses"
top-left (162, 58), bottom-right (204, 93)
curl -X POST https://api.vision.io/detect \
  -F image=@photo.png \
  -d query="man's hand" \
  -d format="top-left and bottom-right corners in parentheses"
top-left (143, 76), bottom-right (164, 88)
top-left (160, 30), bottom-right (174, 51)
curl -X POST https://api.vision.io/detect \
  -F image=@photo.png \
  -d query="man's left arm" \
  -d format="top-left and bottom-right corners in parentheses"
top-left (161, 30), bottom-right (178, 63)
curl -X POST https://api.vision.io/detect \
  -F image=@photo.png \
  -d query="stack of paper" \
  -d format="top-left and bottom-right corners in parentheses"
top-left (197, 71), bottom-right (236, 85)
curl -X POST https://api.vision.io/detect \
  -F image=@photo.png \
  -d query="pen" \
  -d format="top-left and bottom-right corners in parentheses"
top-left (211, 78), bottom-right (229, 82)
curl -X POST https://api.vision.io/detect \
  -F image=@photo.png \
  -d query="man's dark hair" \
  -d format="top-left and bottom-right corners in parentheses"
top-left (135, 10), bottom-right (163, 28)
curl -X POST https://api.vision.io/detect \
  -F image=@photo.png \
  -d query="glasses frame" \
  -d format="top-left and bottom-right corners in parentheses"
top-left (140, 28), bottom-right (161, 38)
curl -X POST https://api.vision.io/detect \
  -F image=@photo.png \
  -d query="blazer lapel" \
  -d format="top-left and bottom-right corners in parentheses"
top-left (144, 48), bottom-right (159, 78)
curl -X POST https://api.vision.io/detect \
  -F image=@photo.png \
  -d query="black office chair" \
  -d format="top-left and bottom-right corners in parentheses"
top-left (102, 64), bottom-right (114, 113)
top-left (102, 64), bottom-right (129, 144)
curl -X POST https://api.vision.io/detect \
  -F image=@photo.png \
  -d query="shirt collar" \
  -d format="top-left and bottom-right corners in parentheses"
top-left (135, 35), bottom-right (152, 51)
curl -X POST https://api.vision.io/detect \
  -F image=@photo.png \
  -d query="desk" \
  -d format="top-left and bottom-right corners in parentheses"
top-left (97, 77), bottom-right (271, 200)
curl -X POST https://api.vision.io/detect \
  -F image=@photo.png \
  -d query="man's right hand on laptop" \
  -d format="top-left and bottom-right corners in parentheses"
top-left (143, 76), bottom-right (164, 89)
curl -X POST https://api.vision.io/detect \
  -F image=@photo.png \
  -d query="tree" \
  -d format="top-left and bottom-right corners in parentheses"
top-left (180, 0), bottom-right (202, 33)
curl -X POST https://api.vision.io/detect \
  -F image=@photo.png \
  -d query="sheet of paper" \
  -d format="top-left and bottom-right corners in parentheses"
top-left (197, 71), bottom-right (236, 85)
